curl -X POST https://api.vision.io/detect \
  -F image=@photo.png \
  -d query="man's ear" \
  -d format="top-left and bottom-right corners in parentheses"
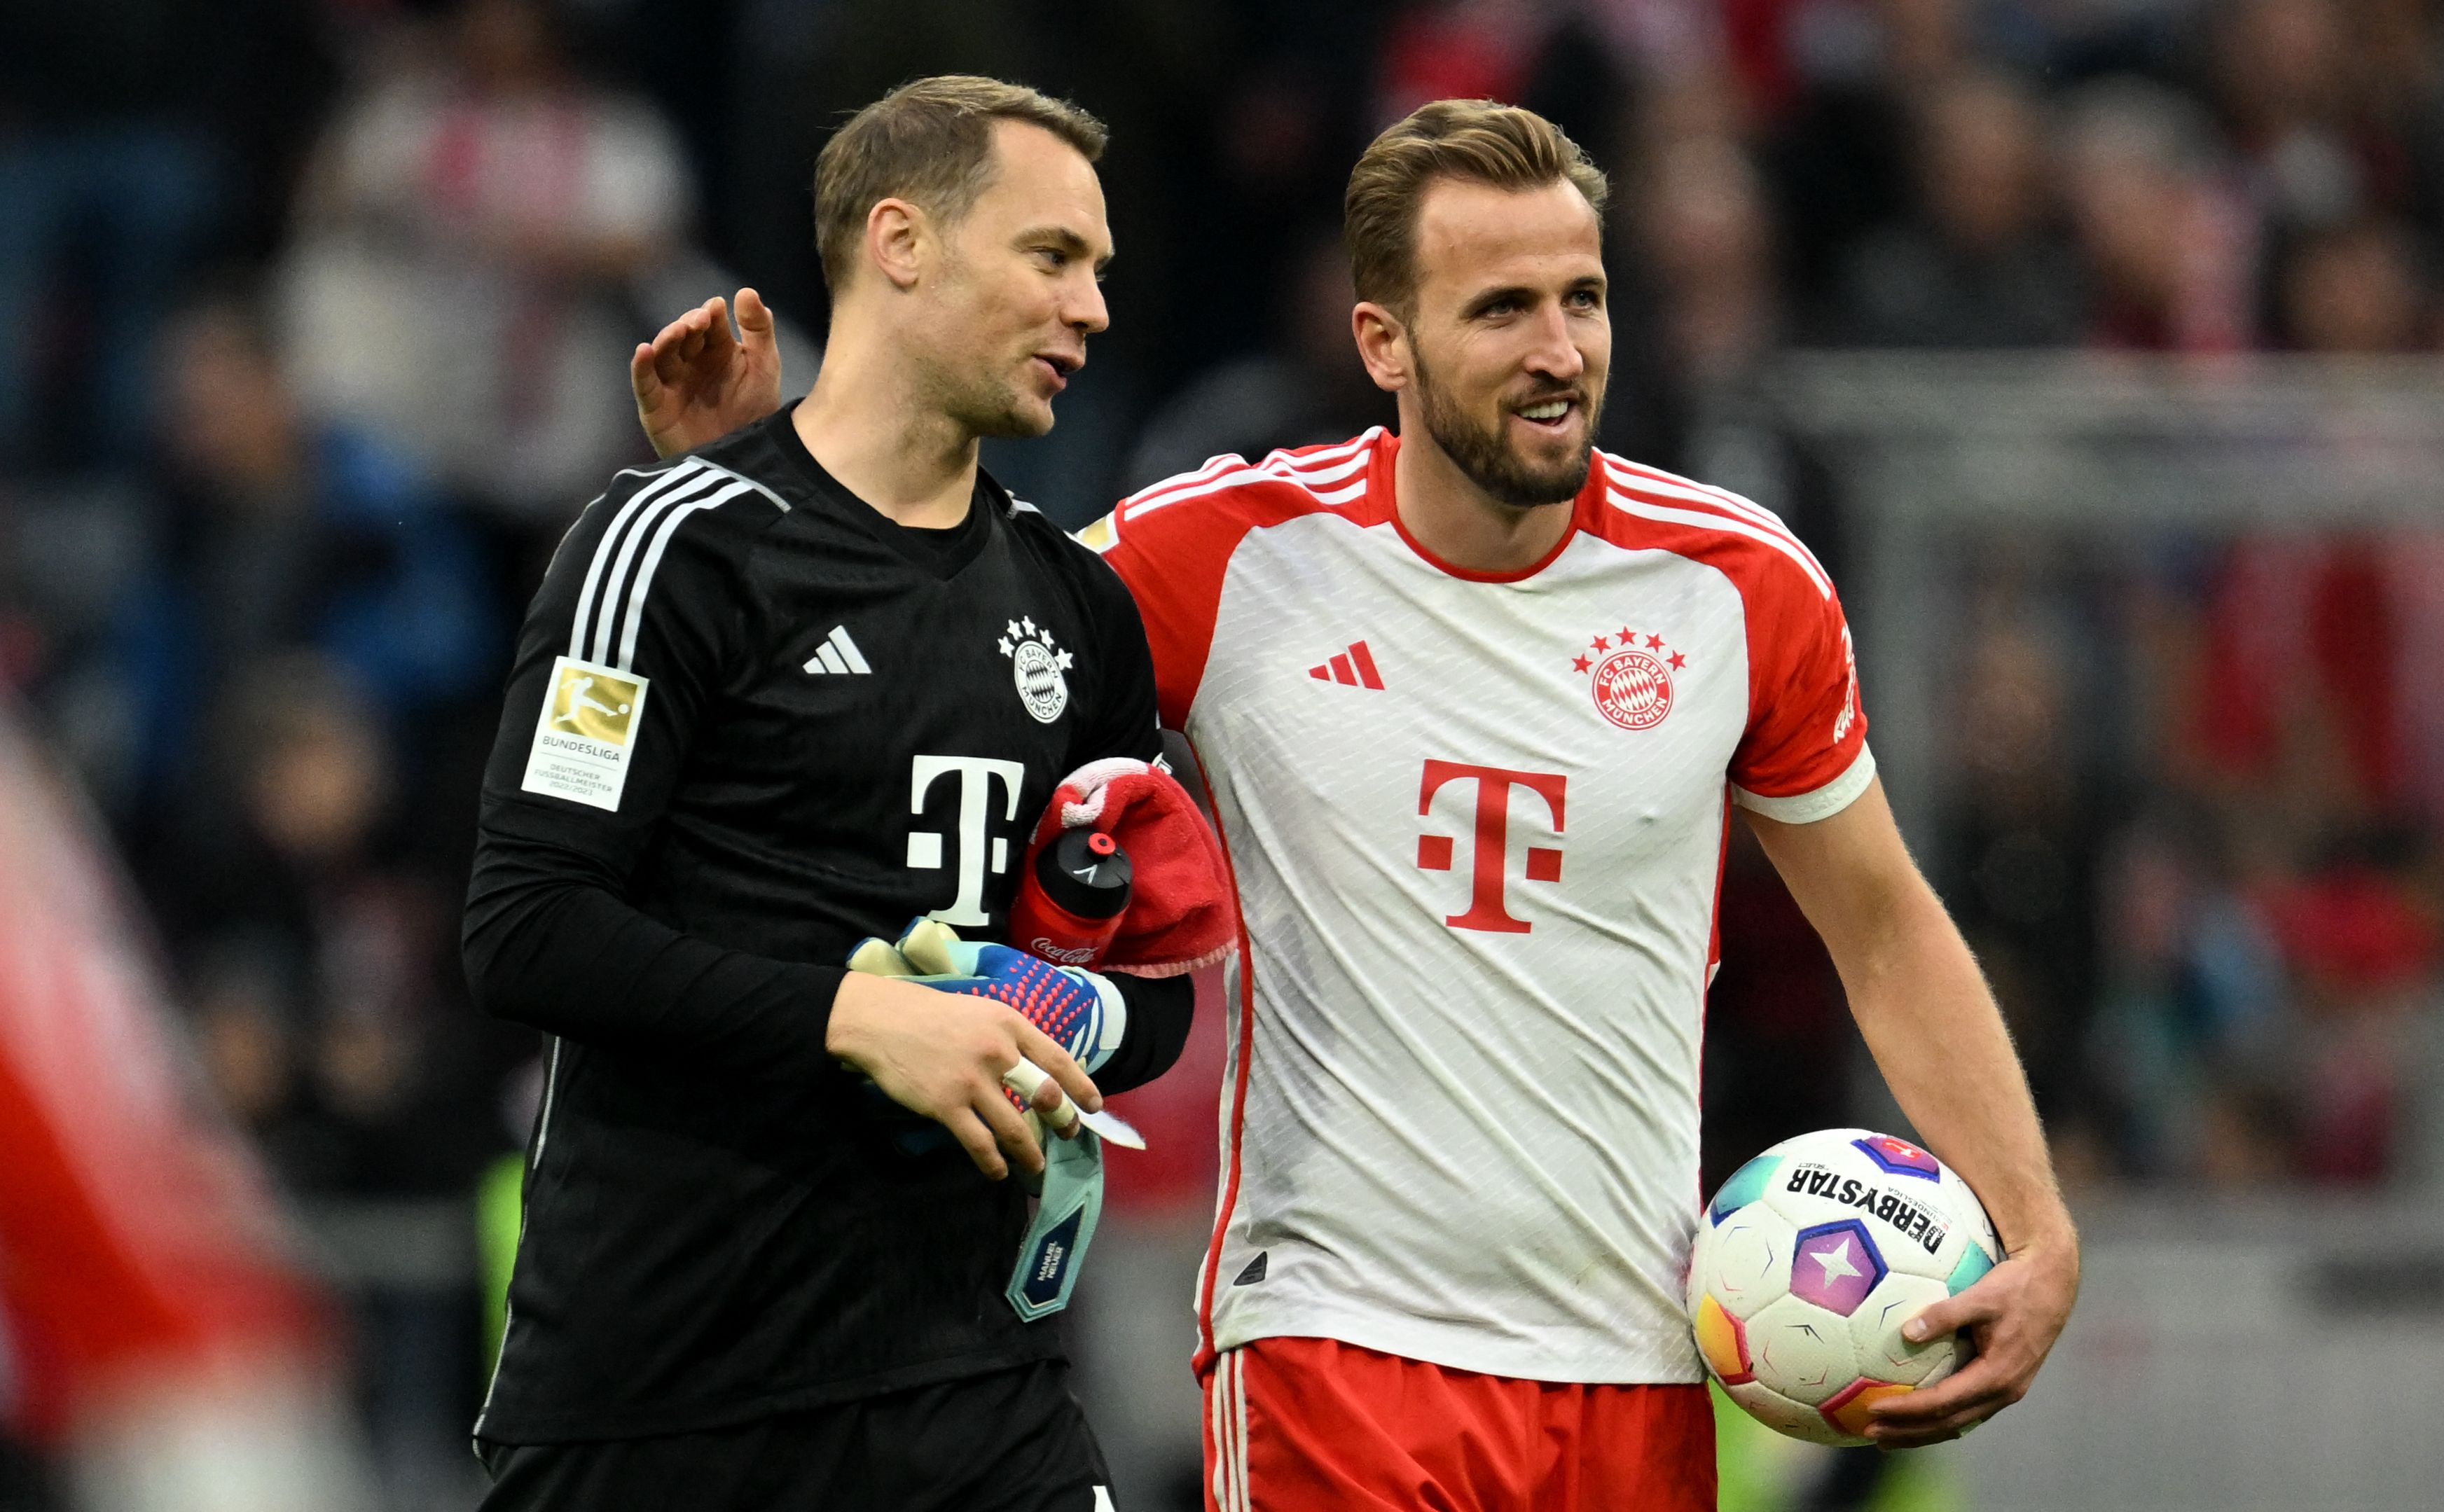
top-left (866, 198), bottom-right (929, 292)
top-left (1352, 300), bottom-right (1411, 394)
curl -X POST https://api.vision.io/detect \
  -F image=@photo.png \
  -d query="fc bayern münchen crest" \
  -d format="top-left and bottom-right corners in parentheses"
top-left (1572, 625), bottom-right (1686, 731)
top-left (1000, 616), bottom-right (1072, 723)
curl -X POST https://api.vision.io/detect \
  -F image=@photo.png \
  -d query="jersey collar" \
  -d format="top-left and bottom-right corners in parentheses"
top-left (769, 401), bottom-right (998, 582)
top-left (1372, 429), bottom-right (1605, 584)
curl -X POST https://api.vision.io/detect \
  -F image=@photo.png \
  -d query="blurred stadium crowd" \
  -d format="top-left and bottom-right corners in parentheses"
top-left (3, 0), bottom-right (2443, 1505)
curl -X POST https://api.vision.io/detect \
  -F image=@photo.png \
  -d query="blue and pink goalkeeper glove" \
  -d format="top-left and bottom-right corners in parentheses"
top-left (845, 917), bottom-right (1126, 1074)
top-left (845, 919), bottom-right (1119, 1322)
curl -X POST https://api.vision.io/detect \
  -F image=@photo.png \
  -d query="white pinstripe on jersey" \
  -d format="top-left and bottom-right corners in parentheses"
top-left (614, 479), bottom-right (761, 670)
top-left (1120, 452), bottom-right (1241, 508)
top-left (1599, 488), bottom-right (1833, 599)
top-left (1598, 450), bottom-right (1832, 596)
top-left (1121, 428), bottom-right (1386, 520)
top-left (569, 459), bottom-right (709, 665)
top-left (565, 459), bottom-right (789, 672)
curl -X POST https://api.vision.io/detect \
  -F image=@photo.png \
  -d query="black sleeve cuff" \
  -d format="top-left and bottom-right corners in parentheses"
top-left (1095, 969), bottom-right (1195, 1095)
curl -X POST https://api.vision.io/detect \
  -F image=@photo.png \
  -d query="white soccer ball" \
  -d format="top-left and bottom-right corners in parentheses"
top-left (1686, 1128), bottom-right (2001, 1446)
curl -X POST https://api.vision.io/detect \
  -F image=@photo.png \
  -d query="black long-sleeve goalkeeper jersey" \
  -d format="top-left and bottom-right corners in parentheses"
top-left (464, 405), bottom-right (1189, 1443)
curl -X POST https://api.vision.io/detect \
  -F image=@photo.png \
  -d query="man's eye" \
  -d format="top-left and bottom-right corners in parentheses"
top-left (1036, 247), bottom-right (1070, 268)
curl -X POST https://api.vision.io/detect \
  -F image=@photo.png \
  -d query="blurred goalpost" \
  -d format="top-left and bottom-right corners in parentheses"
top-left (1767, 354), bottom-right (2444, 1512)
top-left (1773, 351), bottom-right (2444, 852)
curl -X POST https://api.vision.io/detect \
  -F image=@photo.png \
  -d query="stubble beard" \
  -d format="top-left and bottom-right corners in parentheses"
top-left (1412, 347), bottom-right (1602, 510)
top-left (954, 375), bottom-right (1049, 441)
top-left (916, 250), bottom-right (1056, 442)
top-left (914, 346), bottom-right (1049, 443)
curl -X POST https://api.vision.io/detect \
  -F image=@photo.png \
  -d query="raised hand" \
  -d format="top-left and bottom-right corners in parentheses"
top-left (630, 289), bottom-right (787, 459)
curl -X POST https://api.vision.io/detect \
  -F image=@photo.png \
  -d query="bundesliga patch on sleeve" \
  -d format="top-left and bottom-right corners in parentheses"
top-left (521, 656), bottom-right (649, 811)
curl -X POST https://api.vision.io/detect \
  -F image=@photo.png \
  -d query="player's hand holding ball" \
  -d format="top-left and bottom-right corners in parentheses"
top-left (827, 933), bottom-right (1104, 1183)
top-left (1688, 1128), bottom-right (2054, 1448)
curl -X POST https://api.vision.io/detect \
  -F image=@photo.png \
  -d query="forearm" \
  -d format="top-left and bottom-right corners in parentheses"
top-left (464, 824), bottom-right (843, 1084)
top-left (1753, 784), bottom-right (2080, 1438)
top-left (1838, 887), bottom-right (2073, 1259)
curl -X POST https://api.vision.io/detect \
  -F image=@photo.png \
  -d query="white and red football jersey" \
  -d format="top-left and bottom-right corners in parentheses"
top-left (1086, 427), bottom-right (1873, 1385)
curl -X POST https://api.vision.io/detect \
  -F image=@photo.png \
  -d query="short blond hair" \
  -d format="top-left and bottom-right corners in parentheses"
top-left (1344, 99), bottom-right (1610, 316)
top-left (813, 75), bottom-right (1107, 293)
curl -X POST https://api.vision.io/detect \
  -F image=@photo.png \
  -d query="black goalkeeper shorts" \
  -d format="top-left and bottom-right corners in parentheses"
top-left (474, 1360), bottom-right (1110, 1512)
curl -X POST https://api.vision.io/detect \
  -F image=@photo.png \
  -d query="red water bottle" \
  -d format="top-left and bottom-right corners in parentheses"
top-left (1010, 828), bottom-right (1132, 966)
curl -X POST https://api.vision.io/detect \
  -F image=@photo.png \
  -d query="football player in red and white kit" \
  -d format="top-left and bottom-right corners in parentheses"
top-left (630, 94), bottom-right (2077, 1511)
top-left (0, 705), bottom-right (366, 1511)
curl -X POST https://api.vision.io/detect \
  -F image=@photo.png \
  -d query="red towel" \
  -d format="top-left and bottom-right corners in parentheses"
top-left (1017, 757), bottom-right (1236, 976)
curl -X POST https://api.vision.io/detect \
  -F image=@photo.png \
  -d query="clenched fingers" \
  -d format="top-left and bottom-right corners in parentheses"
top-left (691, 296), bottom-right (731, 368)
top-left (1898, 1284), bottom-right (2001, 1349)
top-left (1026, 1072), bottom-right (1082, 1139)
top-left (661, 305), bottom-right (712, 377)
top-left (1013, 1020), bottom-right (1102, 1114)
top-left (1867, 1363), bottom-right (2014, 1443)
top-left (976, 1076), bottom-right (1045, 1177)
top-left (1871, 1392), bottom-right (1995, 1446)
top-left (647, 302), bottom-right (705, 360)
top-left (943, 1105), bottom-right (1009, 1182)
top-left (649, 300), bottom-right (719, 382)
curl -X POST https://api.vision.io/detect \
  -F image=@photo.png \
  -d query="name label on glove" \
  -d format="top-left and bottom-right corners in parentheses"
top-left (1008, 1128), bottom-right (1103, 1322)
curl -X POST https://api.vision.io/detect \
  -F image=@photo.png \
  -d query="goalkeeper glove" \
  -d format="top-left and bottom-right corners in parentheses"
top-left (846, 917), bottom-right (1127, 1074)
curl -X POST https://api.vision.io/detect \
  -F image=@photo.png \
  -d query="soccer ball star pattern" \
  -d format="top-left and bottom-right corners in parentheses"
top-left (1687, 1128), bottom-right (2001, 1446)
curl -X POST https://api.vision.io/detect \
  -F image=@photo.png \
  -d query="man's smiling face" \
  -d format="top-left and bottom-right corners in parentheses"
top-left (1400, 176), bottom-right (1610, 508)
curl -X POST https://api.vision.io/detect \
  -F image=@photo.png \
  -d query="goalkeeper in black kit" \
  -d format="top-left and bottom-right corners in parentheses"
top-left (463, 78), bottom-right (1191, 1511)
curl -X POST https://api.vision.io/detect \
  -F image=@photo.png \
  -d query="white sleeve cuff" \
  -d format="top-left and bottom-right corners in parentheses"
top-left (1732, 744), bottom-right (1877, 824)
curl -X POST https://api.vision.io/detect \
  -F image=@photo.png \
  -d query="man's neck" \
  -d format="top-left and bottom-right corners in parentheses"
top-left (1390, 408), bottom-right (1576, 575)
top-left (793, 312), bottom-right (979, 529)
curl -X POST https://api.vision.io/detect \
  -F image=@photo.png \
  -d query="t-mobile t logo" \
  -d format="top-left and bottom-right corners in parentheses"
top-left (908, 755), bottom-right (1028, 927)
top-left (1415, 760), bottom-right (1568, 934)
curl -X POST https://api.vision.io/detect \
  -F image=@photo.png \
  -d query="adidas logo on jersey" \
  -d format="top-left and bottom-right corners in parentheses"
top-left (803, 625), bottom-right (871, 676)
top-left (1306, 640), bottom-right (1384, 690)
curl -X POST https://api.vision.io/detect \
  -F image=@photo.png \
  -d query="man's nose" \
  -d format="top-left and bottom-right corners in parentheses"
top-left (1523, 305), bottom-right (1585, 381)
top-left (1067, 273), bottom-right (1110, 337)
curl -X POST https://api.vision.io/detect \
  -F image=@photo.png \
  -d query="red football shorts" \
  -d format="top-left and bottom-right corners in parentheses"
top-left (1201, 1336), bottom-right (1716, 1511)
